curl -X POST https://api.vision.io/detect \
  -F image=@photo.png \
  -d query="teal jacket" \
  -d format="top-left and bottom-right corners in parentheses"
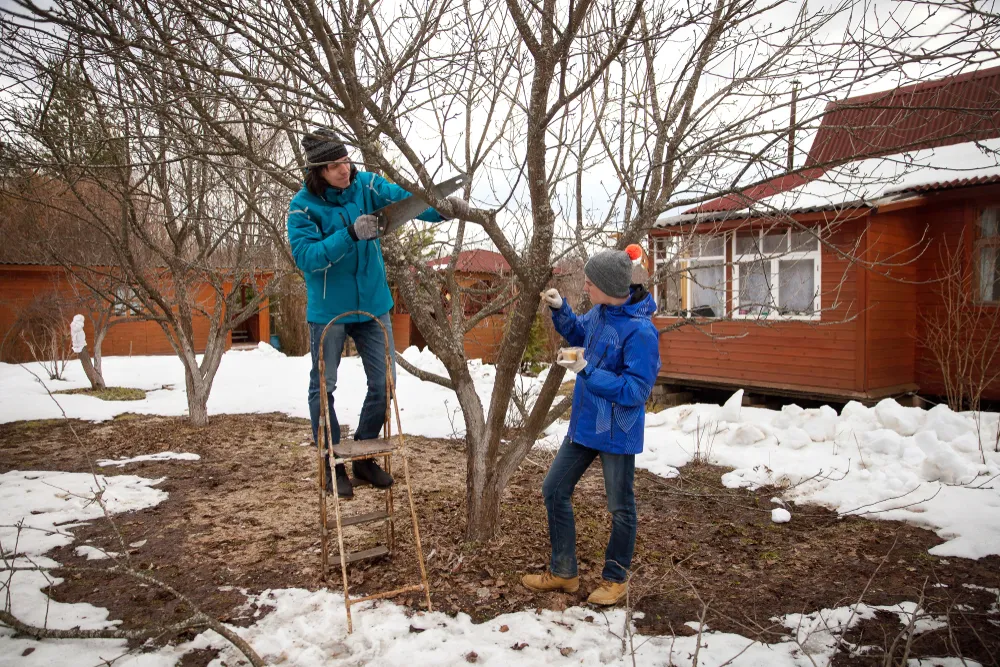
top-left (287, 172), bottom-right (446, 325)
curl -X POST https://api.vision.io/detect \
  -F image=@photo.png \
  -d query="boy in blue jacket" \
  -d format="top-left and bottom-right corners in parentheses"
top-left (287, 128), bottom-right (469, 497)
top-left (522, 249), bottom-right (661, 605)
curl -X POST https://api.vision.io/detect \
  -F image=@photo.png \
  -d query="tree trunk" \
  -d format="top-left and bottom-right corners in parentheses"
top-left (77, 345), bottom-right (105, 390)
top-left (184, 370), bottom-right (210, 427)
top-left (465, 474), bottom-right (502, 542)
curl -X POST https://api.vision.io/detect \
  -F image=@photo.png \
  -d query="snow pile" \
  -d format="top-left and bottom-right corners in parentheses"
top-left (628, 394), bottom-right (1000, 559)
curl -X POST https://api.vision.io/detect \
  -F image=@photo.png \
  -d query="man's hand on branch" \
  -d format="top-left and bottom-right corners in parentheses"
top-left (349, 214), bottom-right (380, 241)
top-left (540, 288), bottom-right (563, 309)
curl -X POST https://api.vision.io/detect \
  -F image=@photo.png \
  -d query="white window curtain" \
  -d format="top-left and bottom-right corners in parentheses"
top-left (778, 259), bottom-right (815, 314)
top-left (733, 228), bottom-right (820, 319)
top-left (689, 261), bottom-right (726, 317)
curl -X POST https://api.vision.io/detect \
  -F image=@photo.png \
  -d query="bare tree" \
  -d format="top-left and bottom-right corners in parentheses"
top-left (0, 25), bottom-right (291, 425)
top-left (918, 232), bottom-right (1000, 461)
top-left (1, 0), bottom-right (994, 536)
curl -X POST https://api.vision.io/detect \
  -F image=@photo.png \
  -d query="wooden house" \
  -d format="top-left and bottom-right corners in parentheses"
top-left (391, 249), bottom-right (513, 363)
top-left (0, 260), bottom-right (272, 363)
top-left (648, 65), bottom-right (1000, 403)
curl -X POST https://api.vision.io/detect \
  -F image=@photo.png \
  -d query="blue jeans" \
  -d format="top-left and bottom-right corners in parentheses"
top-left (308, 312), bottom-right (396, 447)
top-left (543, 438), bottom-right (637, 583)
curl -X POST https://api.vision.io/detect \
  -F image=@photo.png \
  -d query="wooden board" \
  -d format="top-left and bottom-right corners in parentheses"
top-left (332, 545), bottom-right (390, 567)
top-left (332, 439), bottom-right (395, 459)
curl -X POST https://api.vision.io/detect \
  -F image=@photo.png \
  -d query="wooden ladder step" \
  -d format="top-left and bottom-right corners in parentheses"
top-left (332, 545), bottom-right (389, 567)
top-left (332, 439), bottom-right (396, 461)
top-left (332, 510), bottom-right (390, 528)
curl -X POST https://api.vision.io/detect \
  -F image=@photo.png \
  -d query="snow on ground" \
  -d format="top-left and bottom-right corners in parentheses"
top-left (96, 452), bottom-right (201, 467)
top-left (0, 344), bottom-right (517, 439)
top-left (0, 471), bottom-right (169, 666)
top-left (0, 464), bottom-right (957, 666)
top-left (1, 348), bottom-right (999, 664)
top-left (613, 396), bottom-right (1000, 560)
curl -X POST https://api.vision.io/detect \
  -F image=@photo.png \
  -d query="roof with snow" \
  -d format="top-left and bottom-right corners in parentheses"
top-left (660, 65), bottom-right (1000, 225)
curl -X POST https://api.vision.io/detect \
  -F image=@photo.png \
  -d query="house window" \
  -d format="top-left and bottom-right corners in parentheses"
top-left (686, 235), bottom-right (727, 318)
top-left (651, 234), bottom-right (727, 318)
top-left (732, 229), bottom-right (820, 319)
top-left (112, 285), bottom-right (143, 316)
top-left (978, 207), bottom-right (1000, 303)
top-left (651, 236), bottom-right (682, 315)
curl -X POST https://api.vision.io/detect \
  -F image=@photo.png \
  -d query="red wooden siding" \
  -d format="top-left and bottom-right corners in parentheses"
top-left (653, 219), bottom-right (866, 398)
top-left (0, 265), bottom-right (270, 363)
top-left (913, 194), bottom-right (1000, 401)
top-left (389, 312), bottom-right (504, 363)
top-left (863, 211), bottom-right (920, 392)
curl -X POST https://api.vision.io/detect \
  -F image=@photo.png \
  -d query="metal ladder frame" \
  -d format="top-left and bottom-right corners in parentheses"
top-left (315, 310), bottom-right (432, 633)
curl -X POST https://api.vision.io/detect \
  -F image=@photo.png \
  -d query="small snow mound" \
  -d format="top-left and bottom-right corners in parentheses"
top-left (719, 389), bottom-right (743, 422)
top-left (925, 404), bottom-right (975, 443)
top-left (874, 398), bottom-right (925, 436)
top-left (771, 508), bottom-right (791, 523)
top-left (75, 545), bottom-right (116, 560)
top-left (253, 341), bottom-right (286, 358)
top-left (841, 400), bottom-right (873, 420)
top-left (777, 427), bottom-right (811, 449)
top-left (728, 423), bottom-right (766, 446)
top-left (97, 452), bottom-right (200, 467)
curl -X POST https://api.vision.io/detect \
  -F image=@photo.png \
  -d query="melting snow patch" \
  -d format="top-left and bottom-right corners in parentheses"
top-left (97, 451), bottom-right (200, 467)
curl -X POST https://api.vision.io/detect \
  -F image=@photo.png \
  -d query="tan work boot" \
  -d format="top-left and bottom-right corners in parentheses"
top-left (521, 571), bottom-right (580, 594)
top-left (587, 579), bottom-right (627, 606)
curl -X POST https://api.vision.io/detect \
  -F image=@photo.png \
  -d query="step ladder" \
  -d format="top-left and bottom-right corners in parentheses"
top-left (315, 311), bottom-right (432, 633)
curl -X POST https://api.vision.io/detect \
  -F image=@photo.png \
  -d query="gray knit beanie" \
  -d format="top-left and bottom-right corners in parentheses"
top-left (585, 250), bottom-right (633, 299)
top-left (302, 127), bottom-right (349, 167)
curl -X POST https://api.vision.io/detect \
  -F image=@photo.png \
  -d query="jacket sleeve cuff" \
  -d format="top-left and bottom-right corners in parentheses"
top-left (346, 224), bottom-right (359, 241)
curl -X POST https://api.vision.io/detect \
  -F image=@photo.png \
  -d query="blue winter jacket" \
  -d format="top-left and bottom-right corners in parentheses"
top-left (552, 288), bottom-right (661, 455)
top-left (287, 172), bottom-right (447, 325)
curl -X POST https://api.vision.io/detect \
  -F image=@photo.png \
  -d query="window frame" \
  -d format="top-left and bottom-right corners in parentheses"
top-left (651, 233), bottom-right (728, 319)
top-left (112, 285), bottom-right (143, 317)
top-left (976, 206), bottom-right (1000, 305)
top-left (651, 235), bottom-right (683, 316)
top-left (731, 228), bottom-right (822, 321)
top-left (684, 235), bottom-right (728, 319)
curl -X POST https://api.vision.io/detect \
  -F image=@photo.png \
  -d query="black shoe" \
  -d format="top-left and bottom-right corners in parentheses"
top-left (352, 459), bottom-right (394, 488)
top-left (325, 461), bottom-right (353, 498)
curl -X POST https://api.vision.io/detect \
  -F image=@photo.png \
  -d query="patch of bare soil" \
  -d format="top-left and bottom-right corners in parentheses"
top-left (1, 414), bottom-right (998, 666)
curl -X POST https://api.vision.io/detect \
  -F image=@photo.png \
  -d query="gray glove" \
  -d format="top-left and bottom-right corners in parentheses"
top-left (446, 196), bottom-right (471, 219)
top-left (348, 214), bottom-right (380, 241)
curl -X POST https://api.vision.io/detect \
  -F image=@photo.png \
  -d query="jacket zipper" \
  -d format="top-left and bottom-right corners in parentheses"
top-left (610, 404), bottom-right (617, 443)
top-left (338, 209), bottom-right (362, 320)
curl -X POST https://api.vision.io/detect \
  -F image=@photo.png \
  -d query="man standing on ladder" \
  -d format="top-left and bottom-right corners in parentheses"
top-left (287, 127), bottom-right (470, 497)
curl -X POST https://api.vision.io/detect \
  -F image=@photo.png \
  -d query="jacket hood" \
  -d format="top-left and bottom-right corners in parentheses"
top-left (606, 286), bottom-right (656, 320)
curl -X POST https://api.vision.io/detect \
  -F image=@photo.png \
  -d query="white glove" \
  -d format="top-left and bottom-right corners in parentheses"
top-left (540, 288), bottom-right (563, 309)
top-left (557, 356), bottom-right (587, 374)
